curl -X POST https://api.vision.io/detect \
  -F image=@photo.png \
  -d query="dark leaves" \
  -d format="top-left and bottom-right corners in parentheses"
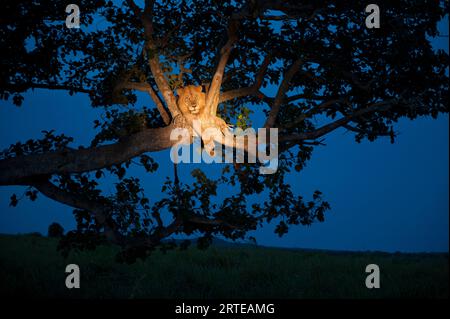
top-left (9, 194), bottom-right (18, 207)
top-left (140, 155), bottom-right (158, 173)
top-left (275, 221), bottom-right (288, 237)
top-left (25, 189), bottom-right (38, 201)
top-left (0, 131), bottom-right (74, 160)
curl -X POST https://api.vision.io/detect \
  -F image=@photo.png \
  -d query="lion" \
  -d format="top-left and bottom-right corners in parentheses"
top-left (175, 85), bottom-right (232, 156)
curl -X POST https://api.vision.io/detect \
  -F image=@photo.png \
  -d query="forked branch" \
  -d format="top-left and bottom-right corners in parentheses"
top-left (264, 59), bottom-right (303, 128)
top-left (219, 54), bottom-right (271, 103)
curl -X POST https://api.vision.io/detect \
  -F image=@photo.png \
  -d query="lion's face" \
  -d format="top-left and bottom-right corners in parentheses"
top-left (184, 94), bottom-right (200, 114)
top-left (177, 85), bottom-right (206, 117)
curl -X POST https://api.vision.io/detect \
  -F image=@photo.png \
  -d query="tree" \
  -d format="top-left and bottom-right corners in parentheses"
top-left (48, 222), bottom-right (65, 238)
top-left (0, 0), bottom-right (448, 262)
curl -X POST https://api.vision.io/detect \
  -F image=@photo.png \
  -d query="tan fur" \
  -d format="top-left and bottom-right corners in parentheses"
top-left (176, 85), bottom-right (231, 156)
top-left (177, 85), bottom-right (206, 118)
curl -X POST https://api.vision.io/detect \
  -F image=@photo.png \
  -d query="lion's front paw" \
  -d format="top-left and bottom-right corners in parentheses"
top-left (214, 117), bottom-right (233, 134)
top-left (172, 114), bottom-right (188, 128)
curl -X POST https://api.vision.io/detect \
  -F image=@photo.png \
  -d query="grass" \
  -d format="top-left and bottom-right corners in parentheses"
top-left (0, 234), bottom-right (447, 298)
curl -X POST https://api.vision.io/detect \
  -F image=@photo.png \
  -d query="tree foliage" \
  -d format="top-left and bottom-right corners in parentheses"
top-left (48, 222), bottom-right (64, 238)
top-left (0, 0), bottom-right (448, 262)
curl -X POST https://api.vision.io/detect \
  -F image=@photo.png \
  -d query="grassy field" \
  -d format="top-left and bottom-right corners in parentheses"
top-left (0, 234), bottom-right (447, 299)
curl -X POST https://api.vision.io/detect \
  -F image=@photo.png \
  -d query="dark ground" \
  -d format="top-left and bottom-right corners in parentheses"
top-left (0, 234), bottom-right (447, 298)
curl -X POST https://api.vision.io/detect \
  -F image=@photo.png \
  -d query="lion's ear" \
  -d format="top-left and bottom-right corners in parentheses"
top-left (194, 86), bottom-right (202, 93)
top-left (176, 87), bottom-right (185, 97)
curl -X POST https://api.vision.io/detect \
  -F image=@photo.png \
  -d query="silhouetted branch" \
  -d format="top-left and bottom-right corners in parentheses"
top-left (119, 82), bottom-right (171, 124)
top-left (0, 125), bottom-right (177, 186)
top-left (280, 99), bottom-right (398, 142)
top-left (127, 0), bottom-right (180, 118)
top-left (31, 179), bottom-right (120, 243)
top-left (219, 54), bottom-right (271, 103)
top-left (282, 98), bottom-right (346, 130)
top-left (264, 59), bottom-right (303, 128)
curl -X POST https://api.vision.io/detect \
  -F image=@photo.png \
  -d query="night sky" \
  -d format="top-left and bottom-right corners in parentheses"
top-left (0, 15), bottom-right (448, 253)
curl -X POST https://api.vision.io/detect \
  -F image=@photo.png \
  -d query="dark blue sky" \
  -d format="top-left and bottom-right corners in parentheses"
top-left (0, 15), bottom-right (448, 253)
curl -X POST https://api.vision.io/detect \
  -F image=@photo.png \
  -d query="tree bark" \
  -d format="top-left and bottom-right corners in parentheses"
top-left (0, 125), bottom-right (177, 186)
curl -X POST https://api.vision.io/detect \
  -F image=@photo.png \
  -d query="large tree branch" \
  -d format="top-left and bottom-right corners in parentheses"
top-left (31, 178), bottom-right (185, 248)
top-left (219, 54), bottom-right (271, 103)
top-left (282, 98), bottom-right (346, 130)
top-left (119, 82), bottom-right (171, 125)
top-left (206, 24), bottom-right (239, 115)
top-left (36, 179), bottom-right (244, 242)
top-left (206, 2), bottom-right (258, 115)
top-left (127, 0), bottom-right (180, 119)
top-left (279, 99), bottom-right (397, 143)
top-left (0, 125), bottom-right (177, 186)
top-left (30, 180), bottom-right (243, 245)
top-left (145, 48), bottom-right (180, 118)
top-left (30, 179), bottom-right (120, 243)
top-left (264, 59), bottom-right (303, 128)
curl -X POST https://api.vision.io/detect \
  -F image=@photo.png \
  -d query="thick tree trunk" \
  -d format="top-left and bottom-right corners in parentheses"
top-left (0, 125), bottom-right (177, 186)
